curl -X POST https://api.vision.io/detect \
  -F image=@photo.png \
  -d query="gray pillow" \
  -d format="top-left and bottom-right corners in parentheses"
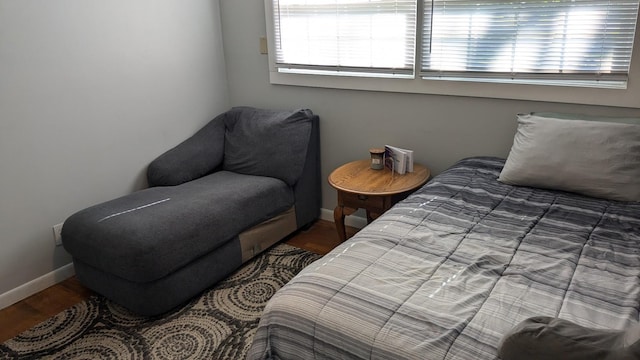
top-left (223, 106), bottom-right (313, 186)
top-left (498, 113), bottom-right (640, 202)
top-left (498, 316), bottom-right (640, 360)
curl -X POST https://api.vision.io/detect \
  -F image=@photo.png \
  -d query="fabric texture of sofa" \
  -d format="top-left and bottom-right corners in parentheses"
top-left (62, 107), bottom-right (320, 315)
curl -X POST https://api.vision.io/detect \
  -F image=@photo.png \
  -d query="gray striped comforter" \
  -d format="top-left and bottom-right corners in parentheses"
top-left (247, 157), bottom-right (640, 360)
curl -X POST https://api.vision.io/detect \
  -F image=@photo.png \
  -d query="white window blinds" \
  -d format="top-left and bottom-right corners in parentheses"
top-left (421, 0), bottom-right (640, 84)
top-left (272, 0), bottom-right (418, 76)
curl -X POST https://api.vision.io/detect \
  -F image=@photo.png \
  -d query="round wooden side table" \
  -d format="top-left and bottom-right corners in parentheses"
top-left (328, 159), bottom-right (430, 242)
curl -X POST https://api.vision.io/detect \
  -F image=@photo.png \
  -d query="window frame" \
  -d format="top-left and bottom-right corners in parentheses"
top-left (264, 0), bottom-right (640, 108)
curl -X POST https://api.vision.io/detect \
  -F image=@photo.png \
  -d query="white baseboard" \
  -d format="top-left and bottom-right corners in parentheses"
top-left (0, 263), bottom-right (75, 310)
top-left (320, 208), bottom-right (367, 229)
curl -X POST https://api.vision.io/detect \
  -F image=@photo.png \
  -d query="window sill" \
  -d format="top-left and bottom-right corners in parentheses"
top-left (269, 70), bottom-right (640, 108)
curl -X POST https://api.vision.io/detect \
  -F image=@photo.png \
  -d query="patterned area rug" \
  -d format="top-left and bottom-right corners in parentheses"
top-left (0, 244), bottom-right (321, 360)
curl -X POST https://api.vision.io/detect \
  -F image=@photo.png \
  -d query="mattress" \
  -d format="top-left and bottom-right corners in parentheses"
top-left (247, 157), bottom-right (640, 360)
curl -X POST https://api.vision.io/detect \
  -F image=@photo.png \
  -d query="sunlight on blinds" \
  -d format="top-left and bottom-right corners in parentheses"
top-left (273, 0), bottom-right (417, 75)
top-left (421, 0), bottom-right (639, 84)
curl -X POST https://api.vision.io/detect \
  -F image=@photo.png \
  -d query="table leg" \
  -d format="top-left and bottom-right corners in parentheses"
top-left (334, 204), bottom-right (357, 242)
top-left (334, 205), bottom-right (347, 242)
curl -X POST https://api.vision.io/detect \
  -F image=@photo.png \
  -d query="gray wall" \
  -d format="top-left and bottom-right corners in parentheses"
top-left (219, 0), bottom-right (640, 212)
top-left (0, 1), bottom-right (229, 298)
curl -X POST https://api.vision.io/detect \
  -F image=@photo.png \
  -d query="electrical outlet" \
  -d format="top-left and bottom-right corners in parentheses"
top-left (53, 223), bottom-right (64, 246)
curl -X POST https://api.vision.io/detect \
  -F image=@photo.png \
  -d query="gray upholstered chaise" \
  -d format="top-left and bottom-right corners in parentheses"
top-left (62, 107), bottom-right (320, 316)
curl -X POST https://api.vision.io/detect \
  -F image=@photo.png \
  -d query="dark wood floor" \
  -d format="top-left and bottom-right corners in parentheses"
top-left (0, 219), bottom-right (358, 343)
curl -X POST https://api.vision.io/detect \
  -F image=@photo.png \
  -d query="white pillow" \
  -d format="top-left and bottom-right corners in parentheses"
top-left (498, 113), bottom-right (640, 202)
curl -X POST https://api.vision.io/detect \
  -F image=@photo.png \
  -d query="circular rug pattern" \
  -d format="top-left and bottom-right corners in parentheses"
top-left (0, 244), bottom-right (321, 360)
top-left (141, 312), bottom-right (231, 360)
top-left (212, 277), bottom-right (284, 321)
top-left (49, 329), bottom-right (146, 360)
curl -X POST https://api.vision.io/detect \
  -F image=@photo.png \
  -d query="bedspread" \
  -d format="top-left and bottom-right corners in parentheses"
top-left (247, 157), bottom-right (640, 360)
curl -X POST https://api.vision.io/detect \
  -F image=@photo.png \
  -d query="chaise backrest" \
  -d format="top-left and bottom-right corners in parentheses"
top-left (146, 107), bottom-right (314, 187)
top-left (222, 107), bottom-right (313, 186)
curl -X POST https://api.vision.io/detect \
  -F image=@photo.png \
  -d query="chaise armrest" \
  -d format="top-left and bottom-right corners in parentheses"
top-left (147, 113), bottom-right (226, 187)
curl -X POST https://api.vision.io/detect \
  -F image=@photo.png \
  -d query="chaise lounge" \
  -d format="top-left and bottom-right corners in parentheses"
top-left (61, 106), bottom-right (320, 316)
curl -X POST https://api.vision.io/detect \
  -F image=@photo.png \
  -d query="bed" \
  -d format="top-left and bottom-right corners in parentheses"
top-left (247, 114), bottom-right (640, 360)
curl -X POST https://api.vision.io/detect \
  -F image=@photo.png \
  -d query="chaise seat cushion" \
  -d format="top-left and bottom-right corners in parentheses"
top-left (62, 171), bottom-right (293, 283)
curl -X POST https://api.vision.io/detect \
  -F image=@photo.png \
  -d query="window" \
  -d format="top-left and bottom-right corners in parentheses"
top-left (422, 1), bottom-right (640, 88)
top-left (272, 0), bottom-right (417, 77)
top-left (270, 0), bottom-right (639, 87)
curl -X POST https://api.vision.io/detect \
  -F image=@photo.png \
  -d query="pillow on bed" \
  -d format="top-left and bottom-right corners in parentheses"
top-left (498, 316), bottom-right (640, 360)
top-left (531, 111), bottom-right (640, 126)
top-left (498, 112), bottom-right (640, 202)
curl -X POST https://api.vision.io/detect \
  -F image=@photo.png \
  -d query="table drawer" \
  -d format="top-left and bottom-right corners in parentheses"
top-left (340, 192), bottom-right (385, 210)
